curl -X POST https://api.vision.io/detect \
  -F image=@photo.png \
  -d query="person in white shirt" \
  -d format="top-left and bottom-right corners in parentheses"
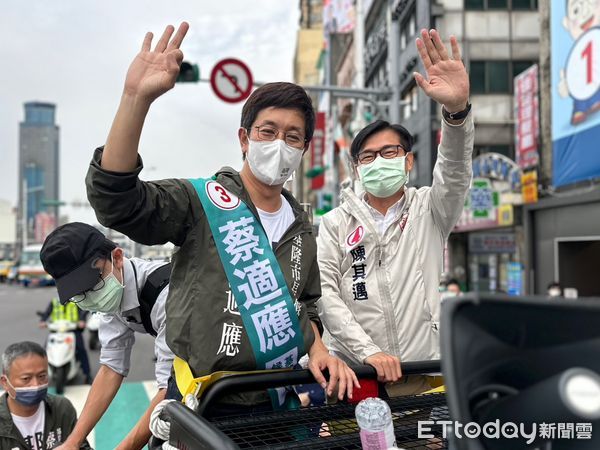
top-left (0, 341), bottom-right (91, 449)
top-left (317, 28), bottom-right (473, 396)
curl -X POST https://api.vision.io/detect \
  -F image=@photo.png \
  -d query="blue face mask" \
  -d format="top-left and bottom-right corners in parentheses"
top-left (5, 378), bottom-right (48, 406)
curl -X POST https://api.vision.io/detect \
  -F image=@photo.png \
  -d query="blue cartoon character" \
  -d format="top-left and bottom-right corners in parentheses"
top-left (558, 0), bottom-right (600, 125)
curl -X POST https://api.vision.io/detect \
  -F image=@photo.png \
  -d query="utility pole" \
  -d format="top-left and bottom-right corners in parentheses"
top-left (388, 0), bottom-right (401, 123)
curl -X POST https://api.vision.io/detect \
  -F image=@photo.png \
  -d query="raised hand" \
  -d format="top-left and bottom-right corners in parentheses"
top-left (123, 22), bottom-right (189, 103)
top-left (414, 29), bottom-right (469, 113)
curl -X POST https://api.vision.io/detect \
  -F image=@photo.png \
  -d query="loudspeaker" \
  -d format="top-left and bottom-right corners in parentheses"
top-left (441, 294), bottom-right (600, 450)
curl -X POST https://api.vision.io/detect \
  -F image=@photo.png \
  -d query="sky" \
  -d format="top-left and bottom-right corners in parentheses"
top-left (0, 1), bottom-right (301, 225)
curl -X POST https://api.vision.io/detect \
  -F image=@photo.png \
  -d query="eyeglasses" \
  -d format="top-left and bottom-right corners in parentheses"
top-left (70, 258), bottom-right (108, 303)
top-left (250, 125), bottom-right (306, 150)
top-left (356, 144), bottom-right (407, 164)
top-left (71, 276), bottom-right (105, 303)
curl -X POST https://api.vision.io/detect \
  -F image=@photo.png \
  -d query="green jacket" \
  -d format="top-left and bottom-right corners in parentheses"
top-left (0, 394), bottom-right (92, 449)
top-left (86, 150), bottom-right (322, 380)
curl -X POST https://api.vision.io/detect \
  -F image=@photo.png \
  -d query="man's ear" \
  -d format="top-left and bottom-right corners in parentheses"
top-left (406, 152), bottom-right (415, 172)
top-left (0, 374), bottom-right (10, 392)
top-left (238, 127), bottom-right (249, 158)
top-left (112, 248), bottom-right (124, 271)
top-left (302, 138), bottom-right (311, 156)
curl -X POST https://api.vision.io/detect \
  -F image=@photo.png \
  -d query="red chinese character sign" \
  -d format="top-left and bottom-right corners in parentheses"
top-left (514, 64), bottom-right (540, 169)
top-left (310, 112), bottom-right (326, 190)
top-left (210, 58), bottom-right (253, 104)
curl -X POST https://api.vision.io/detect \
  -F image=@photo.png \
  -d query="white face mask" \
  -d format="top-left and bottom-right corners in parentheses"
top-left (246, 139), bottom-right (303, 186)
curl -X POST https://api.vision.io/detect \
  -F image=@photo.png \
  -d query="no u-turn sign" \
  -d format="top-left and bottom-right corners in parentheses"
top-left (210, 58), bottom-right (253, 103)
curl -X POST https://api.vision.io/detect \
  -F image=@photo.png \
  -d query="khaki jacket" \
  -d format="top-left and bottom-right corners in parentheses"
top-left (317, 115), bottom-right (474, 364)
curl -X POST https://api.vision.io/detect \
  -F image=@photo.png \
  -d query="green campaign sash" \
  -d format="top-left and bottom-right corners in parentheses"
top-left (189, 177), bottom-right (305, 370)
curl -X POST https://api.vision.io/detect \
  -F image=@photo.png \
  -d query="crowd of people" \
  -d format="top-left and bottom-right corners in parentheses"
top-left (2, 22), bottom-right (473, 450)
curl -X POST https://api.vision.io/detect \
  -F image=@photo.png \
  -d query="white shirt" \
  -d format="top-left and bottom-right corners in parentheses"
top-left (98, 257), bottom-right (173, 388)
top-left (362, 194), bottom-right (406, 236)
top-left (11, 403), bottom-right (45, 450)
top-left (257, 195), bottom-right (295, 247)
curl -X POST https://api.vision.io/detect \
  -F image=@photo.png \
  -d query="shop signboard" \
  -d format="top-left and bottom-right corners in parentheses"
top-left (323, 0), bottom-right (355, 34)
top-left (309, 112), bottom-right (326, 190)
top-left (454, 153), bottom-right (524, 232)
top-left (507, 262), bottom-right (523, 296)
top-left (521, 170), bottom-right (539, 204)
top-left (470, 179), bottom-right (496, 219)
top-left (469, 233), bottom-right (516, 254)
top-left (514, 64), bottom-right (540, 169)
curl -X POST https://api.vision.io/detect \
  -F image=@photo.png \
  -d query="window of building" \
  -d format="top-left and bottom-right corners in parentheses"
top-left (401, 84), bottom-right (419, 120)
top-left (511, 0), bottom-right (538, 9)
top-left (400, 9), bottom-right (416, 50)
top-left (411, 86), bottom-right (418, 113)
top-left (465, 0), bottom-right (537, 9)
top-left (488, 61), bottom-right (509, 92)
top-left (512, 61), bottom-right (535, 78)
top-left (487, 0), bottom-right (508, 8)
top-left (470, 60), bottom-right (536, 94)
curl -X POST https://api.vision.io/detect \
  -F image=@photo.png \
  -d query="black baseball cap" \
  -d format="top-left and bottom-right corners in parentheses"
top-left (40, 222), bottom-right (117, 304)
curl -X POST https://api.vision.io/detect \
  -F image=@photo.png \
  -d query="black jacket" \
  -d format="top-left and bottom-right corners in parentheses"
top-left (86, 151), bottom-right (322, 380)
top-left (0, 393), bottom-right (91, 449)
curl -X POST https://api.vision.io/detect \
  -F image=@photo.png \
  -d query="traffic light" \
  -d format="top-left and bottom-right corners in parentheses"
top-left (177, 61), bottom-right (199, 83)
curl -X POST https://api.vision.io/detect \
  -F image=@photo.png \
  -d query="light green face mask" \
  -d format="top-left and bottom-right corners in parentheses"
top-left (76, 259), bottom-right (124, 314)
top-left (358, 155), bottom-right (409, 198)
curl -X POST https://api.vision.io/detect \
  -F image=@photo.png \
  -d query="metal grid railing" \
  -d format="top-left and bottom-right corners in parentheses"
top-left (207, 393), bottom-right (449, 449)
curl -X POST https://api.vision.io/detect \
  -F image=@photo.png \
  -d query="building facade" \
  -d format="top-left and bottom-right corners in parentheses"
top-left (438, 0), bottom-right (539, 294)
top-left (522, 0), bottom-right (600, 298)
top-left (0, 199), bottom-right (17, 260)
top-left (18, 102), bottom-right (60, 247)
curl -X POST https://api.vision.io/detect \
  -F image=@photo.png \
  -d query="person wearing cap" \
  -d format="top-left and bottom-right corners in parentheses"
top-left (316, 29), bottom-right (473, 396)
top-left (40, 222), bottom-right (174, 450)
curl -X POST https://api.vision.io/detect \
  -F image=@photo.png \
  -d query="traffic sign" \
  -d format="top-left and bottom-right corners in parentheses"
top-left (210, 58), bottom-right (253, 103)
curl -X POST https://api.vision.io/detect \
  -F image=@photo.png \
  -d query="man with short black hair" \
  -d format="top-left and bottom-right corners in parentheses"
top-left (317, 29), bottom-right (473, 396)
top-left (41, 222), bottom-right (173, 450)
top-left (0, 341), bottom-right (91, 449)
top-left (85, 22), bottom-right (357, 418)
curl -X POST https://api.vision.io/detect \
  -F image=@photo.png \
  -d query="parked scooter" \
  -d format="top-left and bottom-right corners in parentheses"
top-left (37, 312), bottom-right (82, 394)
top-left (86, 312), bottom-right (102, 351)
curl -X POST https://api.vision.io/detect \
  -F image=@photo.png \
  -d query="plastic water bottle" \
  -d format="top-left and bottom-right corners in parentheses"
top-left (355, 397), bottom-right (397, 449)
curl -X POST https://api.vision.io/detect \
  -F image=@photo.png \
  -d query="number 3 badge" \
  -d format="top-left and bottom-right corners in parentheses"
top-left (206, 181), bottom-right (240, 210)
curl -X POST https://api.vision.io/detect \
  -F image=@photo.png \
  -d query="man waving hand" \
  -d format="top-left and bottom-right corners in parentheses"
top-left (317, 29), bottom-right (473, 396)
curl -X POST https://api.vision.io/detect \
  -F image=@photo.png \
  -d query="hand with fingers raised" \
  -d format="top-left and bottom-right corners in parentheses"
top-left (414, 29), bottom-right (470, 114)
top-left (124, 22), bottom-right (190, 104)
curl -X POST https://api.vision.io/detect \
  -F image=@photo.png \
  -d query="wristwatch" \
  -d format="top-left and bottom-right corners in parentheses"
top-left (442, 102), bottom-right (472, 121)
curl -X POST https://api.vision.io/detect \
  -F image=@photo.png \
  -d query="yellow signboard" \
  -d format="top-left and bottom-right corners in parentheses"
top-left (521, 170), bottom-right (538, 204)
top-left (498, 204), bottom-right (514, 226)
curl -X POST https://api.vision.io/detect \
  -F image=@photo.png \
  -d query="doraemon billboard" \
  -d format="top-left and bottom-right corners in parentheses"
top-left (551, 0), bottom-right (600, 187)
